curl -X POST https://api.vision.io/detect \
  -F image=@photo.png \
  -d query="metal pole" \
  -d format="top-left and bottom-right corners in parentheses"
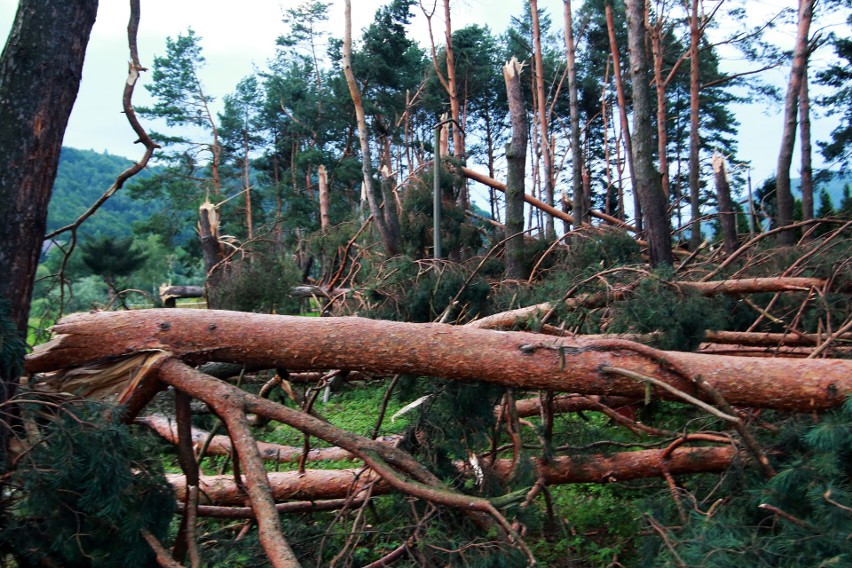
top-left (433, 123), bottom-right (442, 260)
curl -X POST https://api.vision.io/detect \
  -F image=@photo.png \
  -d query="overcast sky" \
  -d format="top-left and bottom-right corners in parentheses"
top-left (0, 0), bottom-right (841, 186)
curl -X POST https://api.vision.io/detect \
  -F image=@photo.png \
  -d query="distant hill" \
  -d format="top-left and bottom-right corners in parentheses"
top-left (47, 147), bottom-right (156, 239)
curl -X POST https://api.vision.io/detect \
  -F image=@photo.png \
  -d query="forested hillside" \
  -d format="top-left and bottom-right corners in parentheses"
top-left (2, 0), bottom-right (852, 567)
top-left (47, 147), bottom-right (160, 239)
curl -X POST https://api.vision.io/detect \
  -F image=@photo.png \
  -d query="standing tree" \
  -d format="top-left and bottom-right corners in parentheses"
top-left (776, 0), bottom-right (816, 245)
top-left (0, 0), bottom-right (98, 470)
top-left (624, 0), bottom-right (673, 266)
top-left (504, 57), bottom-right (529, 280)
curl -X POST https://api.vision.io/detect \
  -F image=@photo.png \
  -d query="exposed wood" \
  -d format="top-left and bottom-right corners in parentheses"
top-left (712, 151), bottom-right (739, 255)
top-left (27, 309), bottom-right (852, 411)
top-left (318, 164), bottom-right (330, 231)
top-left (198, 201), bottom-right (224, 309)
top-left (165, 445), bottom-right (737, 505)
top-left (503, 57), bottom-right (528, 280)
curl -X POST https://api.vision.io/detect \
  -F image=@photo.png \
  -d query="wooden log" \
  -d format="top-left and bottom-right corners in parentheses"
top-left (27, 309), bottom-right (852, 411)
top-left (165, 445), bottom-right (737, 505)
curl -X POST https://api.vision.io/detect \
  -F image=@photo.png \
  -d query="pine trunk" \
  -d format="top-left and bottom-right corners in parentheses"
top-left (624, 0), bottom-right (673, 266)
top-left (776, 0), bottom-right (815, 245)
top-left (503, 58), bottom-right (529, 280)
top-left (531, 0), bottom-right (555, 238)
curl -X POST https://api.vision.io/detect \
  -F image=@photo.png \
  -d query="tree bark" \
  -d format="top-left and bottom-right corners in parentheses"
top-left (624, 0), bottom-right (674, 266)
top-left (27, 309), bottom-right (852, 411)
top-left (531, 0), bottom-right (556, 238)
top-left (0, 0), bottom-right (98, 333)
top-left (688, 0), bottom-right (702, 250)
top-left (712, 151), bottom-right (739, 255)
top-left (605, 2), bottom-right (641, 232)
top-left (503, 58), bottom-right (528, 280)
top-left (0, 0), bottom-right (98, 473)
top-left (799, 62), bottom-right (814, 226)
top-left (165, 445), bottom-right (737, 505)
top-left (564, 0), bottom-right (586, 228)
top-left (318, 164), bottom-right (330, 231)
top-left (776, 0), bottom-right (815, 245)
top-left (198, 201), bottom-right (225, 309)
top-left (342, 0), bottom-right (398, 256)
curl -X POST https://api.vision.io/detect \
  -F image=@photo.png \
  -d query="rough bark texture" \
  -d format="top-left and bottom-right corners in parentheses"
top-left (0, 0), bottom-right (98, 475)
top-left (776, 0), bottom-right (815, 244)
top-left (503, 58), bottom-right (528, 280)
top-left (198, 201), bottom-right (225, 309)
top-left (27, 309), bottom-right (852, 411)
top-left (165, 445), bottom-right (737, 505)
top-left (624, 0), bottom-right (673, 266)
top-left (318, 164), bottom-right (330, 231)
top-left (531, 0), bottom-right (555, 238)
top-left (712, 151), bottom-right (739, 255)
top-left (0, 1), bottom-right (98, 332)
top-left (564, 0), bottom-right (586, 228)
top-left (687, 0), bottom-right (702, 250)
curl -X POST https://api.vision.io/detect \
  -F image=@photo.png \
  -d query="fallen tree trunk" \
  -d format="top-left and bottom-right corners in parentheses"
top-left (166, 445), bottom-right (738, 505)
top-left (467, 277), bottom-right (835, 330)
top-left (136, 414), bottom-right (400, 463)
top-left (28, 309), bottom-right (852, 410)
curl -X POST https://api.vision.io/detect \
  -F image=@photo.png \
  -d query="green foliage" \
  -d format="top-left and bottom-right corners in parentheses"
top-left (644, 399), bottom-right (852, 567)
top-left (47, 147), bottom-right (159, 239)
top-left (608, 267), bottom-right (726, 351)
top-left (363, 257), bottom-right (491, 323)
top-left (80, 235), bottom-right (148, 288)
top-left (0, 399), bottom-right (174, 567)
top-left (212, 243), bottom-right (302, 313)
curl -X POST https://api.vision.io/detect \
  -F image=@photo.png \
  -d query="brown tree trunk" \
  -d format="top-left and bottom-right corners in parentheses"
top-left (688, 0), bottom-right (702, 250)
top-left (0, 0), bottom-right (97, 333)
top-left (28, 309), bottom-right (852, 411)
top-left (799, 62), bottom-right (814, 226)
top-left (503, 58), bottom-right (529, 280)
top-left (0, 0), bottom-right (98, 471)
top-left (712, 151), bottom-right (739, 255)
top-left (624, 0), bottom-right (673, 266)
top-left (166, 445), bottom-right (736, 505)
top-left (342, 0), bottom-right (398, 256)
top-left (531, 0), bottom-right (555, 238)
top-left (198, 201), bottom-right (225, 309)
top-left (318, 164), bottom-right (330, 231)
top-left (776, 0), bottom-right (815, 245)
top-left (605, 2), bottom-right (641, 232)
top-left (564, 0), bottom-right (586, 228)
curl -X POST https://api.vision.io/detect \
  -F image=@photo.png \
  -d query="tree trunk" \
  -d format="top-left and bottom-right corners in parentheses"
top-left (688, 0), bottom-right (702, 250)
top-left (342, 0), bottom-right (398, 257)
top-left (605, 2), bottom-right (641, 232)
top-left (318, 164), bottom-right (330, 231)
top-left (165, 445), bottom-right (736, 505)
top-left (27, 309), bottom-right (852, 411)
top-left (624, 0), bottom-right (673, 267)
top-left (531, 0), bottom-right (555, 238)
top-left (712, 151), bottom-right (739, 255)
top-left (0, 0), bottom-right (98, 472)
top-left (0, 0), bottom-right (98, 333)
top-left (564, 0), bottom-right (586, 228)
top-left (776, 0), bottom-right (815, 245)
top-left (503, 58), bottom-right (528, 280)
top-left (198, 201), bottom-right (225, 309)
top-left (799, 61), bottom-right (814, 227)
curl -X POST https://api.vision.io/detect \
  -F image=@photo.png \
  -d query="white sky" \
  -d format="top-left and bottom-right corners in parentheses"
top-left (0, 0), bottom-right (842, 187)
